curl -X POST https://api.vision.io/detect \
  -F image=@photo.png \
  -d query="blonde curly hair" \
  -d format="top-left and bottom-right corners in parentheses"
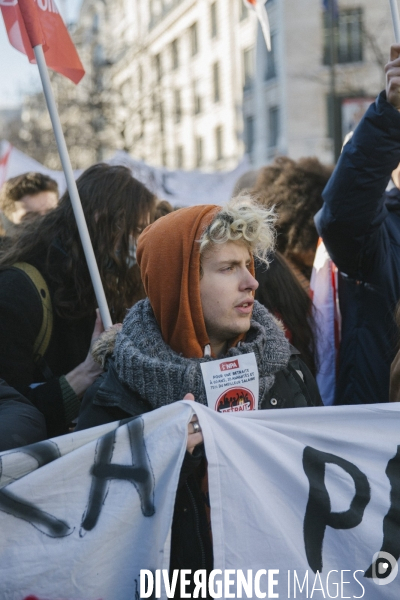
top-left (199, 192), bottom-right (277, 265)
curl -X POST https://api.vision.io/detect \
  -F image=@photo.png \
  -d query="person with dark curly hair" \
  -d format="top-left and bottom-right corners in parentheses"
top-left (0, 163), bottom-right (156, 443)
top-left (254, 157), bottom-right (333, 289)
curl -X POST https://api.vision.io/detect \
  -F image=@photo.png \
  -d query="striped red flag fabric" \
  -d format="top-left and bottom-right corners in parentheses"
top-left (0, 0), bottom-right (85, 84)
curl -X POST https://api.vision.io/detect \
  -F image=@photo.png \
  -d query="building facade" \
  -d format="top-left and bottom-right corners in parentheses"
top-left (9, 0), bottom-right (394, 171)
top-left (100, 0), bottom-right (393, 170)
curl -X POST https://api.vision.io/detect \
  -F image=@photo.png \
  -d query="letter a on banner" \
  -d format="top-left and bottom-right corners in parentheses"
top-left (0, 0), bottom-right (85, 83)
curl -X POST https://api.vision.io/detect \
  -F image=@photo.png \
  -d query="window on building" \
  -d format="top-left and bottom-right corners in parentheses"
top-left (213, 62), bottom-right (220, 102)
top-left (174, 89), bottom-right (182, 123)
top-left (243, 47), bottom-right (254, 90)
top-left (176, 145), bottom-right (184, 168)
top-left (215, 125), bottom-right (223, 160)
top-left (268, 106), bottom-right (280, 148)
top-left (210, 2), bottom-right (218, 38)
top-left (265, 32), bottom-right (276, 80)
top-left (138, 65), bottom-right (143, 91)
top-left (159, 101), bottom-right (165, 133)
top-left (196, 137), bottom-right (203, 167)
top-left (171, 39), bottom-right (179, 70)
top-left (240, 0), bottom-right (248, 21)
top-left (92, 13), bottom-right (99, 34)
top-left (323, 8), bottom-right (363, 64)
top-left (139, 110), bottom-right (144, 138)
top-left (190, 22), bottom-right (198, 56)
top-left (193, 80), bottom-right (202, 115)
top-left (154, 53), bottom-right (162, 82)
top-left (244, 116), bottom-right (254, 154)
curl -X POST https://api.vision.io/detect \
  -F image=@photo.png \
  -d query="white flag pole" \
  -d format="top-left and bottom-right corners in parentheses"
top-left (390, 0), bottom-right (400, 43)
top-left (33, 44), bottom-right (112, 329)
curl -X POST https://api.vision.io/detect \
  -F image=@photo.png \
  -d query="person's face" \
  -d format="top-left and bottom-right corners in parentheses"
top-left (200, 240), bottom-right (259, 356)
top-left (10, 191), bottom-right (58, 224)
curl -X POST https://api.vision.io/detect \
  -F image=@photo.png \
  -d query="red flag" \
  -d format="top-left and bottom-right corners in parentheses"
top-left (0, 142), bottom-right (12, 188)
top-left (0, 0), bottom-right (85, 84)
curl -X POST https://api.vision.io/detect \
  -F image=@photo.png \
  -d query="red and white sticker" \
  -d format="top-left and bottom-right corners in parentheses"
top-left (200, 352), bottom-right (259, 412)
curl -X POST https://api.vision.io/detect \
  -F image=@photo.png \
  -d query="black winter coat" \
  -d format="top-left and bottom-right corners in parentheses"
top-left (0, 250), bottom-right (95, 437)
top-left (315, 91), bottom-right (400, 405)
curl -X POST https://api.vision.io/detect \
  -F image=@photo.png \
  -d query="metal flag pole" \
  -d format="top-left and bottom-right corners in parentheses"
top-left (33, 44), bottom-right (113, 329)
top-left (390, 0), bottom-right (400, 42)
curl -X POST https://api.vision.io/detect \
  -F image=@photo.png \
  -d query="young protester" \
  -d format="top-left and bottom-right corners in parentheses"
top-left (315, 44), bottom-right (400, 405)
top-left (0, 171), bottom-right (58, 237)
top-left (0, 163), bottom-right (156, 441)
top-left (76, 194), bottom-right (322, 585)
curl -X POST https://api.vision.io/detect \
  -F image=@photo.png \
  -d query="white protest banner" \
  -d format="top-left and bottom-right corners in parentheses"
top-left (0, 402), bottom-right (191, 600)
top-left (196, 401), bottom-right (400, 599)
top-left (0, 140), bottom-right (250, 207)
top-left (201, 352), bottom-right (259, 412)
top-left (1, 401), bottom-right (400, 599)
top-left (108, 151), bottom-right (250, 207)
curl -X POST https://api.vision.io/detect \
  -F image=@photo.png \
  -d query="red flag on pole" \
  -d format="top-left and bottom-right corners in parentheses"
top-left (0, 0), bottom-right (85, 84)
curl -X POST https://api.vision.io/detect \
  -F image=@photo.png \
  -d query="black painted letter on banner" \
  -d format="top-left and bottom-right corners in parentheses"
top-left (303, 446), bottom-right (371, 573)
top-left (80, 416), bottom-right (155, 534)
top-left (0, 440), bottom-right (72, 537)
top-left (365, 445), bottom-right (400, 578)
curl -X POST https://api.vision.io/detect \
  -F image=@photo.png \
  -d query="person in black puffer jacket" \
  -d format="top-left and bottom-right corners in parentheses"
top-left (315, 45), bottom-right (400, 405)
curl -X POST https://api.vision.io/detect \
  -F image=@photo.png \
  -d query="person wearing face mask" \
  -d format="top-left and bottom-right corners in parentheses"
top-left (0, 163), bottom-right (156, 445)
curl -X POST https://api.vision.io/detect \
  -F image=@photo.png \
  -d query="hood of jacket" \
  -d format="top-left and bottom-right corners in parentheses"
top-left (136, 204), bottom-right (255, 359)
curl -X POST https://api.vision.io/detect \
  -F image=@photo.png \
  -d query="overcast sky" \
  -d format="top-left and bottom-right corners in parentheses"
top-left (0, 0), bottom-right (83, 109)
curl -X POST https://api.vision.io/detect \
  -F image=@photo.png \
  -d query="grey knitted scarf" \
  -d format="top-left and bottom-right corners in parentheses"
top-left (113, 298), bottom-right (291, 409)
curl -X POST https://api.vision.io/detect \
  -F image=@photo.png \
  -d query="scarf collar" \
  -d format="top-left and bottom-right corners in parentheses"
top-left (113, 298), bottom-right (290, 410)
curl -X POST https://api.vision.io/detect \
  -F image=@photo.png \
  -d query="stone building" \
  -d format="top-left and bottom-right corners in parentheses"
top-left (102, 0), bottom-right (392, 170)
top-left (10, 0), bottom-right (394, 171)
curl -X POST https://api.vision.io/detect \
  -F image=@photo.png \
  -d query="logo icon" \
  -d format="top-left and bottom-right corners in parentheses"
top-left (215, 387), bottom-right (255, 412)
top-left (220, 359), bottom-right (239, 372)
top-left (371, 551), bottom-right (398, 585)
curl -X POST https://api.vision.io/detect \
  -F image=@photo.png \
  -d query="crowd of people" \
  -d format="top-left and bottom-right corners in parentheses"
top-left (1, 41), bottom-right (400, 593)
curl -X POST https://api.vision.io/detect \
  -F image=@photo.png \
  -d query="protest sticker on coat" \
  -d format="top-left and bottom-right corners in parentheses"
top-left (201, 352), bottom-right (259, 412)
